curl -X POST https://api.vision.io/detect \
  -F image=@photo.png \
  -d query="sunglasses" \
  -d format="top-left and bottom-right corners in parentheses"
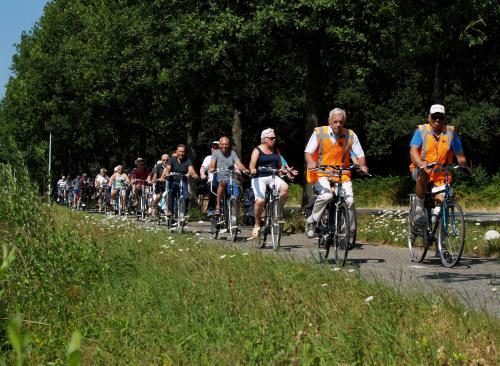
top-left (266, 137), bottom-right (276, 140)
top-left (431, 113), bottom-right (445, 121)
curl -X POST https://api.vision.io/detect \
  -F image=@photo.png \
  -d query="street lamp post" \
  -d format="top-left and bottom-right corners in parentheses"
top-left (47, 125), bottom-right (53, 205)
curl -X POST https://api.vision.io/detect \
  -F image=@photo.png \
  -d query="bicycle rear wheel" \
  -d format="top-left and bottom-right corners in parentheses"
top-left (269, 201), bottom-right (282, 251)
top-left (407, 196), bottom-right (429, 263)
top-left (348, 206), bottom-right (357, 250)
top-left (317, 207), bottom-right (330, 263)
top-left (228, 198), bottom-right (238, 242)
top-left (333, 202), bottom-right (350, 267)
top-left (438, 201), bottom-right (465, 268)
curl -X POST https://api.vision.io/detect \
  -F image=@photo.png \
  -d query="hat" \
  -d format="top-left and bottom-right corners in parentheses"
top-left (430, 104), bottom-right (445, 115)
top-left (212, 141), bottom-right (220, 145)
top-left (135, 157), bottom-right (145, 164)
top-left (261, 128), bottom-right (275, 140)
top-left (82, 173), bottom-right (87, 177)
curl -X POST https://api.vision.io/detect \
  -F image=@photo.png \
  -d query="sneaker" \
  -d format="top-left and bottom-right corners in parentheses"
top-left (413, 207), bottom-right (426, 226)
top-left (306, 222), bottom-right (316, 239)
top-left (214, 208), bottom-right (221, 215)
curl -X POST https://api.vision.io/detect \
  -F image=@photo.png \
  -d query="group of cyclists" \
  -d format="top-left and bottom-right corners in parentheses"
top-left (56, 104), bottom-right (471, 259)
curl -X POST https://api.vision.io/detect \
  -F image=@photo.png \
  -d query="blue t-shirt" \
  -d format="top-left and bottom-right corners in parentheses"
top-left (410, 128), bottom-right (463, 153)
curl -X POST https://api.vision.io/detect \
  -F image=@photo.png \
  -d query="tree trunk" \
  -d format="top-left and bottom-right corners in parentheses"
top-left (231, 109), bottom-right (242, 158)
top-left (302, 39), bottom-right (322, 208)
top-left (433, 60), bottom-right (444, 104)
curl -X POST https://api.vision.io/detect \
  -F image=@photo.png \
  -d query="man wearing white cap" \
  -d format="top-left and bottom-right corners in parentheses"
top-left (409, 104), bottom-right (472, 225)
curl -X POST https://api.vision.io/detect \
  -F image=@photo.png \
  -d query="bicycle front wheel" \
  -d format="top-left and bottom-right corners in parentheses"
top-left (407, 196), bottom-right (429, 263)
top-left (177, 198), bottom-right (185, 234)
top-left (228, 198), bottom-right (238, 242)
top-left (269, 201), bottom-right (282, 251)
top-left (317, 207), bottom-right (330, 263)
top-left (438, 201), bottom-right (465, 268)
top-left (333, 202), bottom-right (350, 267)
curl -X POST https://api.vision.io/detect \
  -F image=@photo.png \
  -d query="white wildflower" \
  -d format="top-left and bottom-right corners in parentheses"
top-left (365, 295), bottom-right (374, 303)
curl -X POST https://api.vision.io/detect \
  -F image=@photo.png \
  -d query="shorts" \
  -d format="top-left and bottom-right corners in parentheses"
top-left (155, 181), bottom-right (166, 194)
top-left (213, 175), bottom-right (240, 197)
top-left (251, 176), bottom-right (286, 200)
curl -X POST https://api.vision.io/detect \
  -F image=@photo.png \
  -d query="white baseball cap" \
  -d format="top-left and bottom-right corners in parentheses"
top-left (430, 104), bottom-right (445, 114)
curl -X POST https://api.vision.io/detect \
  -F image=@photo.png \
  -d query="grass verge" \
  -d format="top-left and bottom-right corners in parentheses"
top-left (1, 204), bottom-right (499, 364)
top-left (357, 209), bottom-right (500, 257)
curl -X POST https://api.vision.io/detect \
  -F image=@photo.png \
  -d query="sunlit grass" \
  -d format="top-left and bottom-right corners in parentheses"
top-left (357, 209), bottom-right (500, 257)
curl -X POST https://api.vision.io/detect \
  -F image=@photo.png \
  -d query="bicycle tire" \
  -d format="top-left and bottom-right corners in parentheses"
top-left (176, 198), bottom-right (185, 234)
top-left (348, 206), bottom-right (357, 250)
top-left (258, 220), bottom-right (267, 249)
top-left (270, 201), bottom-right (282, 251)
top-left (228, 198), bottom-right (238, 242)
top-left (211, 216), bottom-right (219, 239)
top-left (333, 202), bottom-right (350, 267)
top-left (317, 207), bottom-right (330, 263)
top-left (438, 201), bottom-right (465, 268)
top-left (407, 196), bottom-right (429, 263)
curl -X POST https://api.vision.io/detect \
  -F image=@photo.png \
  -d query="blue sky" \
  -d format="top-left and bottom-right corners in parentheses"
top-left (0, 0), bottom-right (48, 98)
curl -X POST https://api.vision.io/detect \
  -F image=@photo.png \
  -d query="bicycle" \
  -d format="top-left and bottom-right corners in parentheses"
top-left (133, 179), bottom-right (150, 222)
top-left (210, 167), bottom-right (240, 242)
top-left (408, 163), bottom-right (467, 267)
top-left (311, 164), bottom-right (360, 267)
top-left (112, 185), bottom-right (126, 216)
top-left (166, 172), bottom-right (190, 233)
top-left (97, 184), bottom-right (111, 214)
top-left (256, 167), bottom-right (285, 251)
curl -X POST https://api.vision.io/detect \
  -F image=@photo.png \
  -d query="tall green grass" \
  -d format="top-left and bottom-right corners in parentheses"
top-left (1, 204), bottom-right (498, 364)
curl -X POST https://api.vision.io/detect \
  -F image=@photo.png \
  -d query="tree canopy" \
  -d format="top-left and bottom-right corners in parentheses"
top-left (1, 0), bottom-right (498, 184)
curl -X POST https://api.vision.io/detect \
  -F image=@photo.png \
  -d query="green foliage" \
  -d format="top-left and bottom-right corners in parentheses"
top-left (0, 0), bottom-right (498, 190)
top-left (6, 315), bottom-right (31, 366)
top-left (66, 330), bottom-right (82, 366)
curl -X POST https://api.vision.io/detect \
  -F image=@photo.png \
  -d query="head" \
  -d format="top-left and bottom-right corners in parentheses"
top-left (115, 165), bottom-right (123, 174)
top-left (161, 154), bottom-right (169, 165)
top-left (328, 108), bottom-right (347, 135)
top-left (219, 136), bottom-right (230, 153)
top-left (62, 175), bottom-right (66, 181)
top-left (211, 140), bottom-right (220, 153)
top-left (260, 128), bottom-right (276, 147)
top-left (135, 157), bottom-right (145, 168)
top-left (82, 173), bottom-right (87, 179)
top-left (176, 144), bottom-right (186, 160)
top-left (428, 104), bottom-right (446, 133)
top-left (100, 168), bottom-right (107, 176)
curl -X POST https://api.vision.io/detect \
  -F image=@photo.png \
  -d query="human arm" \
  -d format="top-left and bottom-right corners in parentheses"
top-left (188, 165), bottom-right (198, 179)
top-left (249, 148), bottom-right (259, 175)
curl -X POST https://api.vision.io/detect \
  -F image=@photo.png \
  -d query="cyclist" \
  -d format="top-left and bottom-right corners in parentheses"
top-left (409, 104), bottom-right (471, 226)
top-left (109, 165), bottom-right (129, 214)
top-left (210, 136), bottom-right (248, 215)
top-left (71, 175), bottom-right (81, 208)
top-left (79, 173), bottom-right (92, 208)
top-left (160, 144), bottom-right (198, 216)
top-left (56, 175), bottom-right (66, 203)
top-left (130, 158), bottom-right (151, 213)
top-left (150, 154), bottom-right (169, 215)
top-left (200, 141), bottom-right (219, 215)
top-left (95, 168), bottom-right (110, 211)
top-left (304, 108), bottom-right (369, 239)
top-left (249, 128), bottom-right (289, 239)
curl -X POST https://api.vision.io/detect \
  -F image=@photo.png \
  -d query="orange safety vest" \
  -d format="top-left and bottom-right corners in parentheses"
top-left (410, 124), bottom-right (455, 186)
top-left (306, 126), bottom-right (354, 183)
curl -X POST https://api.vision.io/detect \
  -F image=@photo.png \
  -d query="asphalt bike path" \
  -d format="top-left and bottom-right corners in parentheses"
top-left (97, 211), bottom-right (500, 317)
